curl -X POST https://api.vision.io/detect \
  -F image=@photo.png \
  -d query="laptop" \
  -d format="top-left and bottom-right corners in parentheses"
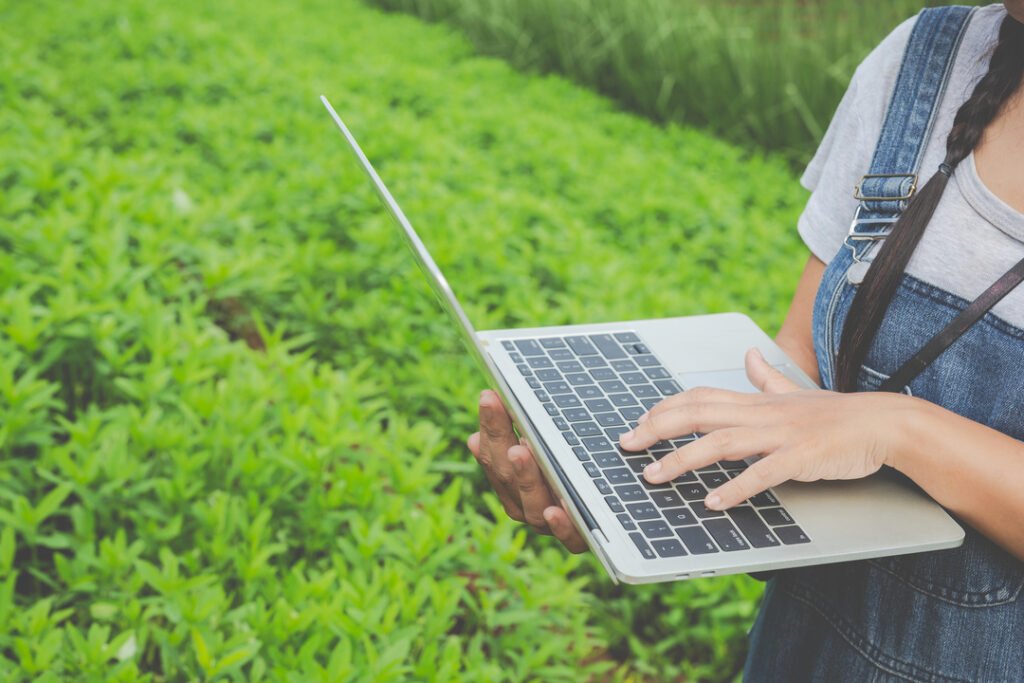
top-left (321, 95), bottom-right (964, 584)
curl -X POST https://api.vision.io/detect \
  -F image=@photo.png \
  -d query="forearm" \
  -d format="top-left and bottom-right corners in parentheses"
top-left (892, 398), bottom-right (1024, 562)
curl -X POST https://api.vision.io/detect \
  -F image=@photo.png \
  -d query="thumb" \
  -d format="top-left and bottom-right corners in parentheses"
top-left (745, 347), bottom-right (800, 394)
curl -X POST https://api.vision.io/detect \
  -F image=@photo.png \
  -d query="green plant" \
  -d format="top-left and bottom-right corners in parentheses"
top-left (370, 0), bottom-right (981, 165)
top-left (0, 0), bottom-right (808, 678)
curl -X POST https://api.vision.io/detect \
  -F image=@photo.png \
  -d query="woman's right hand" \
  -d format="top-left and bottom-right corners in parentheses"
top-left (467, 389), bottom-right (589, 553)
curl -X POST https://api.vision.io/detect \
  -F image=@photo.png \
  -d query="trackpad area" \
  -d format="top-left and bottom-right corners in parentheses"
top-left (680, 368), bottom-right (761, 394)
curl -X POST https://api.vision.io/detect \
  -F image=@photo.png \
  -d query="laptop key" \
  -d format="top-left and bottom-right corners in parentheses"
top-left (625, 456), bottom-right (654, 473)
top-left (585, 398), bottom-right (614, 413)
top-left (540, 337), bottom-right (567, 349)
top-left (639, 520), bottom-right (675, 539)
top-left (760, 508), bottom-right (794, 526)
top-left (583, 462), bottom-right (600, 478)
top-left (634, 355), bottom-right (660, 367)
top-left (633, 384), bottom-right (659, 398)
top-left (625, 502), bottom-right (660, 520)
top-left (663, 507), bottom-right (698, 526)
top-left (609, 393), bottom-right (639, 407)
top-left (641, 398), bottom-right (661, 410)
top-left (516, 364), bottom-right (532, 376)
top-left (621, 372), bottom-right (648, 385)
top-left (514, 339), bottom-right (545, 356)
top-left (650, 490), bottom-right (685, 508)
top-left (620, 406), bottom-right (646, 422)
top-left (678, 483), bottom-right (708, 501)
top-left (527, 356), bottom-right (554, 369)
top-left (728, 507), bottom-right (780, 548)
top-left (644, 367), bottom-right (671, 380)
top-left (654, 380), bottom-right (683, 396)
top-left (549, 347), bottom-right (575, 361)
top-left (604, 425), bottom-right (631, 441)
top-left (615, 485), bottom-right (648, 502)
top-left (563, 408), bottom-right (590, 422)
top-left (591, 412), bottom-right (622, 428)
top-left (750, 490), bottom-right (780, 507)
top-left (589, 334), bottom-right (627, 359)
top-left (580, 355), bottom-right (607, 368)
top-left (590, 368), bottom-right (617, 381)
top-left (614, 331), bottom-right (640, 343)
top-left (651, 538), bottom-right (688, 558)
top-left (606, 496), bottom-right (625, 514)
top-left (775, 525), bottom-right (811, 544)
top-left (556, 360), bottom-right (585, 373)
top-left (563, 432), bottom-right (580, 446)
top-left (629, 532), bottom-right (657, 560)
top-left (566, 336), bottom-right (599, 356)
top-left (593, 452), bottom-right (624, 468)
top-left (704, 519), bottom-right (750, 552)
top-left (508, 352), bottom-right (524, 364)
top-left (501, 340), bottom-right (515, 351)
top-left (553, 394), bottom-right (582, 408)
top-left (526, 377), bottom-right (541, 389)
top-left (582, 436), bottom-right (612, 452)
top-left (566, 373), bottom-right (593, 386)
top-left (536, 369), bottom-right (562, 382)
top-left (677, 526), bottom-right (719, 554)
top-left (535, 390), bottom-right (550, 403)
top-left (617, 513), bottom-right (637, 531)
top-left (572, 422), bottom-right (602, 437)
top-left (598, 380), bottom-right (628, 394)
top-left (691, 501), bottom-right (725, 519)
top-left (699, 472), bottom-right (730, 488)
top-left (543, 403), bottom-right (559, 417)
top-left (572, 446), bottom-right (590, 461)
top-left (576, 385), bottom-right (603, 399)
top-left (673, 471), bottom-right (698, 483)
top-left (604, 468), bottom-right (634, 485)
top-left (595, 479), bottom-right (613, 495)
top-left (553, 417), bottom-right (570, 431)
top-left (544, 381), bottom-right (572, 395)
top-left (611, 359), bottom-right (638, 372)
top-left (721, 459), bottom-right (749, 470)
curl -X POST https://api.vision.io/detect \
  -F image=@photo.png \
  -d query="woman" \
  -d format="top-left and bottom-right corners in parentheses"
top-left (468, 2), bottom-right (1024, 679)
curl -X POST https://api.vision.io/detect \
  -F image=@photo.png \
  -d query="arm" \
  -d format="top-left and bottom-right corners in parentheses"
top-left (621, 251), bottom-right (1024, 562)
top-left (774, 254), bottom-right (825, 385)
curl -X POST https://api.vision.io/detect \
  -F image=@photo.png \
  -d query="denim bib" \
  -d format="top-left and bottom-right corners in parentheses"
top-left (745, 7), bottom-right (1024, 682)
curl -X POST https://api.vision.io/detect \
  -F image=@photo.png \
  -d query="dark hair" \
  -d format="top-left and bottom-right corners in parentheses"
top-left (834, 12), bottom-right (1024, 393)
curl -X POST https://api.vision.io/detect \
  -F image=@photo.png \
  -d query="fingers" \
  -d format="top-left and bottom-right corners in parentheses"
top-left (508, 444), bottom-right (556, 532)
top-left (704, 454), bottom-right (791, 511)
top-left (621, 399), bottom-right (765, 451)
top-left (470, 390), bottom-right (526, 520)
top-left (638, 385), bottom-right (760, 425)
top-left (745, 347), bottom-right (800, 394)
top-left (643, 427), bottom-right (769, 484)
top-left (543, 504), bottom-right (589, 554)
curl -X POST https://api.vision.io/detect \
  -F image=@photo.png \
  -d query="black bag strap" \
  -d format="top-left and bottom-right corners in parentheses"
top-left (879, 257), bottom-right (1024, 392)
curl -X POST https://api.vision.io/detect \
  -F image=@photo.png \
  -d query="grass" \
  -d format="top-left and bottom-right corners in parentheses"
top-left (2, 0), bottom-right (809, 679)
top-left (370, 0), bottom-right (981, 165)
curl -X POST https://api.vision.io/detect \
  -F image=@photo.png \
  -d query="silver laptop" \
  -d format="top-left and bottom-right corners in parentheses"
top-left (322, 96), bottom-right (964, 584)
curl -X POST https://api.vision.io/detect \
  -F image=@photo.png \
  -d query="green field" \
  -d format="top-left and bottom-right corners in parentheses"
top-left (1, 0), bottom-right (809, 679)
top-left (372, 0), bottom-right (980, 164)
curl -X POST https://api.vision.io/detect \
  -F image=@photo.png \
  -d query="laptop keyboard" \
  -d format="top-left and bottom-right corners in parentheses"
top-left (501, 331), bottom-right (810, 560)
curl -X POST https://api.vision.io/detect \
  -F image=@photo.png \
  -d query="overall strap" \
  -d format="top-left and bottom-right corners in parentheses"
top-left (845, 6), bottom-right (976, 262)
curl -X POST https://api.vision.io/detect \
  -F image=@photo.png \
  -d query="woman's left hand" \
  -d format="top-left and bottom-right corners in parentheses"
top-left (618, 347), bottom-right (924, 511)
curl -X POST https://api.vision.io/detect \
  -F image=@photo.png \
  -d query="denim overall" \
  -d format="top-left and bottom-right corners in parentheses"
top-left (744, 7), bottom-right (1024, 682)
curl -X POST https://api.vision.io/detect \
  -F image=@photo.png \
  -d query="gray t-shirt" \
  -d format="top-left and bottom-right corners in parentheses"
top-left (799, 3), bottom-right (1024, 329)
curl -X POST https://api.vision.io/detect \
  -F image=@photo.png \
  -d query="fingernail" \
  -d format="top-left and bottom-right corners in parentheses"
top-left (637, 412), bottom-right (649, 423)
top-left (543, 507), bottom-right (557, 523)
top-left (479, 390), bottom-right (488, 405)
top-left (644, 461), bottom-right (662, 479)
top-left (705, 493), bottom-right (722, 510)
top-left (620, 430), bottom-right (634, 443)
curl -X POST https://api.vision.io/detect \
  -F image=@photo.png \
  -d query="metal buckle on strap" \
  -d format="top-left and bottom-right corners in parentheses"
top-left (853, 172), bottom-right (918, 202)
top-left (845, 205), bottom-right (898, 242)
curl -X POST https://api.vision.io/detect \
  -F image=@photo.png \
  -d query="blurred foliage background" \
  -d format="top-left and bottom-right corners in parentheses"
top-left (0, 0), bottom-right (981, 680)
top-left (373, 0), bottom-right (981, 165)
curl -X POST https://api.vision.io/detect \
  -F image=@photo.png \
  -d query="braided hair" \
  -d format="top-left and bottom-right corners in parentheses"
top-left (834, 12), bottom-right (1024, 393)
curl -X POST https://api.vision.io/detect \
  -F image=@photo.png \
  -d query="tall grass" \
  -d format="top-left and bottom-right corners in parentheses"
top-left (370, 0), bottom-right (981, 164)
